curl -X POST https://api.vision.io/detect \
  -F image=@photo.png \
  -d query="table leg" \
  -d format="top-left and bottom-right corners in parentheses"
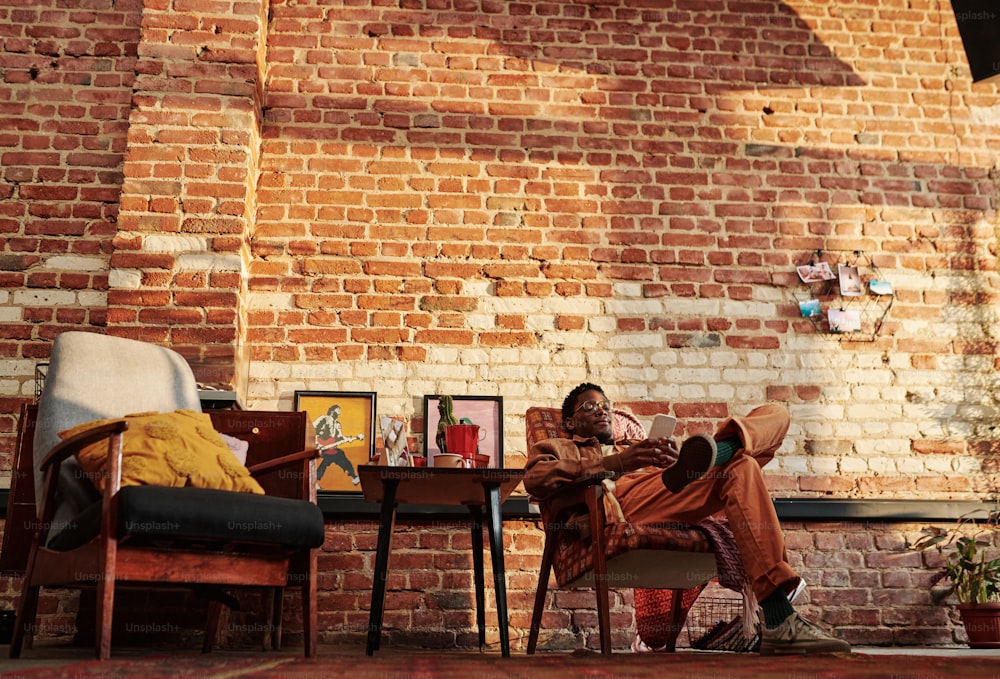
top-left (468, 504), bottom-right (486, 651)
top-left (366, 479), bottom-right (399, 656)
top-left (483, 483), bottom-right (510, 657)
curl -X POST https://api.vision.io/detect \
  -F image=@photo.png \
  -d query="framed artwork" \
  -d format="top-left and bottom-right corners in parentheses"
top-left (294, 390), bottom-right (376, 493)
top-left (422, 395), bottom-right (503, 468)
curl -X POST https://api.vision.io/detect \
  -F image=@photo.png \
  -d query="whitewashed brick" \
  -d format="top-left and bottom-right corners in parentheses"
top-left (733, 385), bottom-right (768, 402)
top-left (77, 291), bottom-right (107, 306)
top-left (0, 359), bottom-right (35, 377)
top-left (604, 299), bottom-right (666, 315)
top-left (707, 384), bottom-right (737, 401)
top-left (679, 383), bottom-right (709, 399)
top-left (108, 269), bottom-right (142, 289)
top-left (847, 403), bottom-right (902, 420)
top-left (924, 456), bottom-right (958, 474)
top-left (793, 404), bottom-right (846, 421)
top-left (647, 383), bottom-right (682, 402)
top-left (0, 379), bottom-right (21, 396)
top-left (539, 330), bottom-right (592, 348)
top-left (402, 380), bottom-right (436, 398)
top-left (12, 290), bottom-right (76, 306)
top-left (611, 282), bottom-right (643, 298)
top-left (888, 420), bottom-right (921, 437)
top-left (649, 350), bottom-right (679, 368)
top-left (722, 368), bottom-right (780, 384)
top-left (45, 255), bottom-right (106, 271)
top-left (550, 349), bottom-right (583, 366)
top-left (680, 352), bottom-right (709, 367)
top-left (143, 234), bottom-right (211, 253)
top-left (809, 457), bottom-right (839, 474)
top-left (710, 352), bottom-right (739, 368)
top-left (955, 456), bottom-right (985, 475)
top-left (720, 299), bottom-right (776, 318)
top-left (250, 292), bottom-right (295, 309)
top-left (486, 298), bottom-right (546, 314)
top-left (484, 364), bottom-right (546, 382)
top-left (671, 368), bottom-right (722, 385)
top-left (459, 348), bottom-right (489, 365)
top-left (177, 253), bottom-right (243, 272)
top-left (798, 420), bottom-right (836, 437)
top-left (840, 456), bottom-right (869, 473)
top-left (525, 315), bottom-right (556, 331)
top-left (587, 316), bottom-right (617, 332)
top-left (0, 307), bottom-right (22, 322)
top-left (896, 457), bottom-right (926, 474)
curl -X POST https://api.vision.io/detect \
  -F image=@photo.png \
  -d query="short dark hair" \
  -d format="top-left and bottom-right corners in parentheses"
top-left (561, 382), bottom-right (606, 423)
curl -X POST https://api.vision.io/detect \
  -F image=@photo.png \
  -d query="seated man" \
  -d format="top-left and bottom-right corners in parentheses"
top-left (523, 382), bottom-right (851, 656)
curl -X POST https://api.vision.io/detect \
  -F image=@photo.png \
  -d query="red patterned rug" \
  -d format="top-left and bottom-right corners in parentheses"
top-left (5, 648), bottom-right (1000, 679)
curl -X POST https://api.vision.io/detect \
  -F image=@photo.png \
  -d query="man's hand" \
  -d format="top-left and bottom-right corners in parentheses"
top-left (618, 437), bottom-right (679, 472)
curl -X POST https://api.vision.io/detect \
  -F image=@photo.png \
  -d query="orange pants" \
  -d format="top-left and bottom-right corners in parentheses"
top-left (614, 404), bottom-right (795, 601)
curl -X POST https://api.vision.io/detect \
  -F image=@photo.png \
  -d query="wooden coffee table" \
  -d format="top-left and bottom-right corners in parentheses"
top-left (358, 465), bottom-right (525, 657)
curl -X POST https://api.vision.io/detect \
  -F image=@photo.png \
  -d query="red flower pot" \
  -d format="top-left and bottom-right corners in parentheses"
top-left (958, 603), bottom-right (1000, 649)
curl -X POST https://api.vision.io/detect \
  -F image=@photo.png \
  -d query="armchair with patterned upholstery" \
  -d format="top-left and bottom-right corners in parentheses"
top-left (524, 406), bottom-right (717, 654)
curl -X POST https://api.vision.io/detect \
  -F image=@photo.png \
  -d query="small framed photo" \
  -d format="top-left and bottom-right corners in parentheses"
top-left (294, 390), bottom-right (376, 493)
top-left (422, 395), bottom-right (504, 468)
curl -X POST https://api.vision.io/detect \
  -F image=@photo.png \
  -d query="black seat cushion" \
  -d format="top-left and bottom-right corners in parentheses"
top-left (49, 486), bottom-right (325, 552)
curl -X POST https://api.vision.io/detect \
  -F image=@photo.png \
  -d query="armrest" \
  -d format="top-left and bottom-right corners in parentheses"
top-left (550, 470), bottom-right (615, 496)
top-left (38, 420), bottom-right (129, 473)
top-left (246, 448), bottom-right (320, 476)
top-left (533, 470), bottom-right (616, 536)
top-left (533, 470), bottom-right (615, 509)
top-left (247, 447), bottom-right (321, 503)
top-left (34, 420), bottom-right (130, 544)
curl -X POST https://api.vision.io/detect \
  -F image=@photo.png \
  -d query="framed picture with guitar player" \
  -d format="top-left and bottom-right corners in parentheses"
top-left (294, 390), bottom-right (376, 494)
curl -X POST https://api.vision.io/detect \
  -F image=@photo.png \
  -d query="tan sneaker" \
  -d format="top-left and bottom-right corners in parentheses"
top-left (759, 612), bottom-right (851, 655)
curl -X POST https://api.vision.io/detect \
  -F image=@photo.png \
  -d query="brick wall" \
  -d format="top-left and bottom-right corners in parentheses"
top-left (2, 0), bottom-right (1000, 651)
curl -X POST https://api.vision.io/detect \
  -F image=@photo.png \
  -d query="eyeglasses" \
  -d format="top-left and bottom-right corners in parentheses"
top-left (574, 400), bottom-right (612, 414)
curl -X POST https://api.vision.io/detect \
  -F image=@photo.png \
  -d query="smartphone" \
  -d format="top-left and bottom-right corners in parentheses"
top-left (648, 413), bottom-right (677, 440)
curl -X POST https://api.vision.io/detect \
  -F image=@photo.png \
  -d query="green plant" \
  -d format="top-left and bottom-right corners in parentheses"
top-left (913, 508), bottom-right (1000, 605)
top-left (435, 395), bottom-right (458, 454)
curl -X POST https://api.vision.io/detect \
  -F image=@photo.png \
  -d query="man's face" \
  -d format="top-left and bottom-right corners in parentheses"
top-left (566, 388), bottom-right (614, 444)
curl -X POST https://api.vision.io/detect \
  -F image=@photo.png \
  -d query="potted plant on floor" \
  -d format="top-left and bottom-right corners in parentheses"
top-left (913, 508), bottom-right (1000, 648)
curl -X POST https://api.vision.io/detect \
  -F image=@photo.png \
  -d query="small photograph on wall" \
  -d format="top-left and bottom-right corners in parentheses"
top-left (869, 279), bottom-right (893, 296)
top-left (799, 298), bottom-right (822, 318)
top-left (377, 415), bottom-right (412, 467)
top-left (828, 308), bottom-right (861, 333)
top-left (294, 390), bottom-right (376, 493)
top-left (796, 261), bottom-right (836, 283)
top-left (838, 264), bottom-right (863, 296)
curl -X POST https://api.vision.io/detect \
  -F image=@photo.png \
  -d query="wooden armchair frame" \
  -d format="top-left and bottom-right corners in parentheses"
top-left (6, 402), bottom-right (323, 660)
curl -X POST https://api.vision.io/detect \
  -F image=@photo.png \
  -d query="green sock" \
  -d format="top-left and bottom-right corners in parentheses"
top-left (713, 437), bottom-right (741, 466)
top-left (761, 589), bottom-right (795, 629)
